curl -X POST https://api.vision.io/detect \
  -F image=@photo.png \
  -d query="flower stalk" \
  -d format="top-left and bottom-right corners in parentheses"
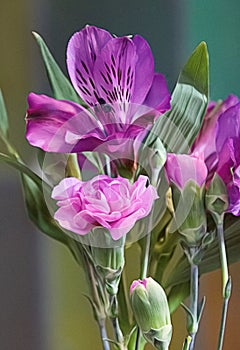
top-left (188, 258), bottom-right (199, 350)
top-left (205, 175), bottom-right (231, 350)
top-left (135, 213), bottom-right (154, 350)
top-left (99, 319), bottom-right (111, 350)
top-left (216, 222), bottom-right (232, 350)
top-left (109, 294), bottom-right (125, 349)
top-left (82, 251), bottom-right (111, 350)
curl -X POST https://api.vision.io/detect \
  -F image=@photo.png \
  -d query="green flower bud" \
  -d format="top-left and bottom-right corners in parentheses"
top-left (130, 277), bottom-right (172, 350)
top-left (149, 138), bottom-right (167, 170)
top-left (87, 228), bottom-right (125, 296)
top-left (136, 136), bottom-right (166, 186)
top-left (170, 181), bottom-right (207, 247)
top-left (205, 173), bottom-right (228, 224)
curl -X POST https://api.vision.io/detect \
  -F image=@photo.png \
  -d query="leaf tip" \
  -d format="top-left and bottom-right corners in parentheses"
top-left (32, 31), bottom-right (41, 41)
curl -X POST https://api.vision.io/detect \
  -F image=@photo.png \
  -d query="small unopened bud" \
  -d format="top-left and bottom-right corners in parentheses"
top-left (130, 277), bottom-right (172, 350)
top-left (89, 228), bottom-right (125, 296)
top-left (135, 136), bottom-right (166, 187)
top-left (149, 138), bottom-right (166, 170)
top-left (205, 173), bottom-right (228, 224)
top-left (170, 181), bottom-right (207, 246)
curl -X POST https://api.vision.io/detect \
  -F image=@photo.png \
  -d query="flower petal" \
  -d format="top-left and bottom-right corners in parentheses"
top-left (143, 73), bottom-right (171, 113)
top-left (108, 208), bottom-right (146, 240)
top-left (131, 35), bottom-right (155, 104)
top-left (216, 102), bottom-right (240, 153)
top-left (93, 37), bottom-right (137, 109)
top-left (54, 205), bottom-right (92, 235)
top-left (26, 93), bottom-right (105, 152)
top-left (52, 176), bottom-right (81, 200)
top-left (67, 25), bottom-right (112, 106)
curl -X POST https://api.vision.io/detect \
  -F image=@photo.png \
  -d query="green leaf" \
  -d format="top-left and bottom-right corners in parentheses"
top-left (0, 89), bottom-right (9, 139)
top-left (118, 271), bottom-right (133, 334)
top-left (21, 174), bottom-right (67, 244)
top-left (32, 32), bottom-right (86, 106)
top-left (0, 152), bottom-right (67, 244)
top-left (179, 42), bottom-right (209, 97)
top-left (146, 42), bottom-right (209, 153)
top-left (168, 283), bottom-right (190, 314)
top-left (0, 152), bottom-right (43, 186)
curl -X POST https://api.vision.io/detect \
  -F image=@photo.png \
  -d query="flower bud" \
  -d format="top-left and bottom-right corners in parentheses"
top-left (135, 136), bottom-right (166, 187)
top-left (170, 181), bottom-right (207, 247)
top-left (149, 138), bottom-right (167, 170)
top-left (130, 277), bottom-right (172, 350)
top-left (88, 228), bottom-right (125, 296)
top-left (205, 173), bottom-right (229, 223)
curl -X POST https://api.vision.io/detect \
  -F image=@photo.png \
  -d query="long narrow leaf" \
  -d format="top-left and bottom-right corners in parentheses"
top-left (0, 152), bottom-right (67, 244)
top-left (0, 90), bottom-right (9, 139)
top-left (145, 42), bottom-right (209, 153)
top-left (32, 32), bottom-right (86, 105)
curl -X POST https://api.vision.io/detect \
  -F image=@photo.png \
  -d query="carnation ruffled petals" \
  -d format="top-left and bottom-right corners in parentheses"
top-left (52, 175), bottom-right (158, 240)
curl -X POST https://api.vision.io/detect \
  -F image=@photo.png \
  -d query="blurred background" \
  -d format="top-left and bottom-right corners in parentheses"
top-left (0, 0), bottom-right (240, 349)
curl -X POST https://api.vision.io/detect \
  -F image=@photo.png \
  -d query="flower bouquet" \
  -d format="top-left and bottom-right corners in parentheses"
top-left (1, 25), bottom-right (240, 350)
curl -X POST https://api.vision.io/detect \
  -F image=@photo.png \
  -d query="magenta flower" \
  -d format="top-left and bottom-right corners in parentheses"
top-left (165, 153), bottom-right (208, 188)
top-left (214, 102), bottom-right (240, 215)
top-left (192, 94), bottom-right (240, 215)
top-left (52, 175), bottom-right (158, 240)
top-left (192, 95), bottom-right (239, 172)
top-left (26, 25), bottom-right (171, 157)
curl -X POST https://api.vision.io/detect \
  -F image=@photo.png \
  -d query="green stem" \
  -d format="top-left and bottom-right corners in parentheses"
top-left (217, 222), bottom-right (231, 350)
top-left (188, 260), bottom-right (199, 350)
top-left (83, 251), bottom-right (110, 350)
top-left (141, 230), bottom-right (151, 279)
top-left (111, 315), bottom-right (127, 350)
top-left (134, 328), bottom-right (141, 350)
top-left (110, 295), bottom-right (125, 348)
top-left (99, 319), bottom-right (111, 350)
top-left (217, 297), bottom-right (230, 350)
top-left (217, 223), bottom-right (229, 297)
top-left (182, 336), bottom-right (192, 350)
top-left (135, 214), bottom-right (153, 350)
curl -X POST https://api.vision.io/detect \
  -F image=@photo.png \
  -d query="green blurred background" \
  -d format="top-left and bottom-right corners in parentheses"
top-left (0, 1), bottom-right (240, 349)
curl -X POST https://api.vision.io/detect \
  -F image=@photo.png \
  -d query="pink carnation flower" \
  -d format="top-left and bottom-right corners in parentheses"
top-left (165, 153), bottom-right (208, 188)
top-left (52, 175), bottom-right (158, 240)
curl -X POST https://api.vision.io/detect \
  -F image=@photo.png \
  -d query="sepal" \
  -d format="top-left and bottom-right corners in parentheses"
top-left (86, 228), bottom-right (125, 296)
top-left (205, 173), bottom-right (228, 224)
top-left (145, 325), bottom-right (172, 350)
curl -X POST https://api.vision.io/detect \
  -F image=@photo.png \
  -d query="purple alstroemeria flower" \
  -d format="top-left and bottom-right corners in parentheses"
top-left (165, 153), bottom-right (208, 189)
top-left (214, 102), bottom-right (240, 215)
top-left (192, 94), bottom-right (240, 216)
top-left (52, 174), bottom-right (158, 240)
top-left (192, 94), bottom-right (239, 173)
top-left (26, 25), bottom-right (171, 159)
